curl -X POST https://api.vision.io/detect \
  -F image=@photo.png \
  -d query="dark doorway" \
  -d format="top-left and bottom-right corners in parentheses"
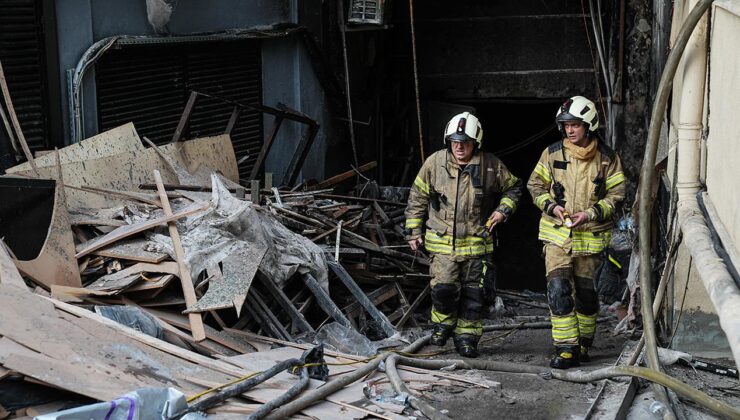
top-left (471, 99), bottom-right (563, 292)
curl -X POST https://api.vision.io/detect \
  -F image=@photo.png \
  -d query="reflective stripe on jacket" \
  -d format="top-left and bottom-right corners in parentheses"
top-left (527, 139), bottom-right (626, 255)
top-left (405, 150), bottom-right (523, 256)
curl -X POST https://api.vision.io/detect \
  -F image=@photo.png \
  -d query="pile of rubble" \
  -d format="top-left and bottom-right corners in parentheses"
top-left (0, 123), bottom-right (478, 419)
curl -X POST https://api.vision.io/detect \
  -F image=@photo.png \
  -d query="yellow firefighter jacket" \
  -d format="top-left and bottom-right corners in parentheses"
top-left (527, 138), bottom-right (626, 255)
top-left (405, 150), bottom-right (522, 256)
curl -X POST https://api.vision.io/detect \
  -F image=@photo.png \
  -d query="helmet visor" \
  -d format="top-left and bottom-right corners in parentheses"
top-left (446, 132), bottom-right (475, 143)
top-left (556, 111), bottom-right (582, 123)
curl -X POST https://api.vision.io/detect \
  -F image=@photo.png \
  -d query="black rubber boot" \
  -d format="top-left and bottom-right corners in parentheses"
top-left (454, 335), bottom-right (480, 358)
top-left (550, 346), bottom-right (581, 369)
top-left (579, 337), bottom-right (593, 363)
top-left (430, 325), bottom-right (454, 346)
top-left (579, 346), bottom-right (591, 363)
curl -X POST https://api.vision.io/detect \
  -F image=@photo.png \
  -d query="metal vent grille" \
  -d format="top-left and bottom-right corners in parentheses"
top-left (0, 0), bottom-right (50, 151)
top-left (96, 40), bottom-right (263, 180)
top-left (349, 0), bottom-right (384, 25)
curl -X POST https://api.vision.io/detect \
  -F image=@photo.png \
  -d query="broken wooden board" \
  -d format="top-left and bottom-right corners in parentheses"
top-left (0, 240), bottom-right (26, 289)
top-left (75, 203), bottom-right (210, 259)
top-left (85, 261), bottom-right (179, 292)
top-left (7, 123), bottom-right (141, 173)
top-left (7, 124), bottom-right (238, 209)
top-left (123, 273), bottom-right (175, 293)
top-left (45, 294), bottom-right (246, 378)
top-left (49, 285), bottom-right (117, 303)
top-left (188, 245), bottom-right (266, 315)
top-left (153, 169), bottom-right (206, 342)
top-left (10, 179), bottom-right (81, 289)
top-left (0, 284), bottom-right (240, 402)
top-left (92, 238), bottom-right (169, 264)
top-left (140, 307), bottom-right (257, 355)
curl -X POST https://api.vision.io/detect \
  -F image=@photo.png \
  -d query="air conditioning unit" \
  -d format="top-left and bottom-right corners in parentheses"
top-left (348, 0), bottom-right (385, 25)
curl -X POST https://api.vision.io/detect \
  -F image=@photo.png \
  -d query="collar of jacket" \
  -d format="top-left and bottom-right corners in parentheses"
top-left (444, 150), bottom-right (481, 173)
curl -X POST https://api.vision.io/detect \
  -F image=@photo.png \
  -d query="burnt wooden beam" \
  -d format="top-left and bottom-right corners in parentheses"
top-left (256, 272), bottom-right (314, 333)
top-left (328, 260), bottom-right (397, 338)
top-left (300, 273), bottom-right (353, 330)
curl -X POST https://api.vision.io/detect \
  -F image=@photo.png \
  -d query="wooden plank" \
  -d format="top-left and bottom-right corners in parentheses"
top-left (0, 285), bottom-right (244, 400)
top-left (0, 59), bottom-right (39, 176)
top-left (245, 292), bottom-right (293, 341)
top-left (300, 273), bottom-right (354, 330)
top-left (256, 272), bottom-right (314, 333)
top-left (328, 261), bottom-right (396, 337)
top-left (8, 129), bottom-right (237, 209)
top-left (85, 261), bottom-right (179, 292)
top-left (141, 307), bottom-right (256, 356)
top-left (13, 181), bottom-right (81, 289)
top-left (66, 184), bottom-right (161, 206)
top-left (188, 245), bottom-right (265, 314)
top-left (93, 238), bottom-right (169, 264)
top-left (314, 161), bottom-right (377, 190)
top-left (50, 285), bottom-right (116, 302)
top-left (7, 123), bottom-right (141, 173)
top-left (41, 293), bottom-right (247, 377)
top-left (342, 283), bottom-right (397, 319)
top-left (171, 91), bottom-right (198, 143)
top-left (75, 203), bottom-right (210, 259)
top-left (0, 240), bottom-right (26, 288)
top-left (395, 283), bottom-right (430, 329)
top-left (124, 274), bottom-right (175, 295)
top-left (393, 281), bottom-right (419, 327)
top-left (2, 352), bottom-right (156, 401)
top-left (153, 170), bottom-right (206, 342)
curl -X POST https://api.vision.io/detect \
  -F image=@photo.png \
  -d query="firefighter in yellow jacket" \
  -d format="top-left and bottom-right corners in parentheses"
top-left (405, 112), bottom-right (522, 357)
top-left (527, 96), bottom-right (626, 369)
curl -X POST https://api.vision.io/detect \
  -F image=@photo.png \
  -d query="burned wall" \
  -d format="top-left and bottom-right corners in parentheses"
top-left (613, 0), bottom-right (654, 205)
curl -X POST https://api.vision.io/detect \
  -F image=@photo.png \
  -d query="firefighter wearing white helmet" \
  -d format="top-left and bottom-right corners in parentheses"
top-left (527, 96), bottom-right (626, 369)
top-left (405, 112), bottom-right (523, 357)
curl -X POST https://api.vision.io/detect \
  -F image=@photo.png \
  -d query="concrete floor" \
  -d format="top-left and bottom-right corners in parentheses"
top-left (418, 315), bottom-right (629, 419)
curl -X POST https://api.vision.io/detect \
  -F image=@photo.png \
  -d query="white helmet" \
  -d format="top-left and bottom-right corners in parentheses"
top-left (443, 112), bottom-right (483, 148)
top-left (555, 96), bottom-right (599, 136)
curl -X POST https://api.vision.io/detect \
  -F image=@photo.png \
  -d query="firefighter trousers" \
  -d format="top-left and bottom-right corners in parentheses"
top-left (544, 243), bottom-right (600, 349)
top-left (429, 253), bottom-right (492, 339)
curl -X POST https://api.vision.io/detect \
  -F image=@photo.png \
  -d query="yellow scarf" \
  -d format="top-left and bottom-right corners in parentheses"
top-left (563, 138), bottom-right (598, 160)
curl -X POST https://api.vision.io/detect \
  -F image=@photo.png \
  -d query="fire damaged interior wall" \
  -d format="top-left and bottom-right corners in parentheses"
top-left (322, 0), bottom-right (652, 290)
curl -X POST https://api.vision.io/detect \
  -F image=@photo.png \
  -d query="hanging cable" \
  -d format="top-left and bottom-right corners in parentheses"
top-left (408, 0), bottom-right (425, 164)
top-left (337, 0), bottom-right (360, 178)
top-left (579, 0), bottom-right (610, 144)
top-left (638, 0), bottom-right (715, 418)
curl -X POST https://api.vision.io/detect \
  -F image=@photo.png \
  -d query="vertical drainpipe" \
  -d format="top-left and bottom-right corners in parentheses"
top-left (675, 0), bottom-right (708, 200)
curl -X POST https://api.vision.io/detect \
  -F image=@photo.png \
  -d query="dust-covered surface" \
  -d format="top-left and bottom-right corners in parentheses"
top-left (662, 359), bottom-right (740, 419)
top-left (417, 311), bottom-right (631, 419)
top-left (409, 305), bottom-right (739, 419)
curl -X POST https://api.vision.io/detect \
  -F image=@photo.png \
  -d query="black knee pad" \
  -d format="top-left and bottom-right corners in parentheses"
top-left (575, 288), bottom-right (599, 315)
top-left (459, 286), bottom-right (484, 320)
top-left (547, 276), bottom-right (574, 315)
top-left (431, 283), bottom-right (459, 314)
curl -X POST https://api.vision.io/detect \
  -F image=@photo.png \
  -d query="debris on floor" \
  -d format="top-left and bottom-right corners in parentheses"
top-left (1, 124), bottom-right (737, 420)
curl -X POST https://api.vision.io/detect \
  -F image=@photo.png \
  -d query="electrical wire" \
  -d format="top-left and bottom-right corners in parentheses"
top-left (494, 125), bottom-right (555, 157)
top-left (579, 0), bottom-right (608, 120)
top-left (408, 0), bottom-right (425, 164)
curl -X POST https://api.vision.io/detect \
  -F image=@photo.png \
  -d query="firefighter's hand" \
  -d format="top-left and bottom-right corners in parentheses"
top-left (486, 211), bottom-right (506, 232)
top-left (570, 211), bottom-right (589, 227)
top-left (552, 205), bottom-right (567, 222)
top-left (408, 237), bottom-right (423, 251)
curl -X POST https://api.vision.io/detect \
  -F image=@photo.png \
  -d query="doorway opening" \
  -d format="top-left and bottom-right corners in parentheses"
top-left (470, 99), bottom-right (563, 292)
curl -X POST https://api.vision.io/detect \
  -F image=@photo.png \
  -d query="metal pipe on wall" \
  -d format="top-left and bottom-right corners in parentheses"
top-left (675, 0), bottom-right (708, 198)
top-left (641, 0), bottom-right (740, 374)
top-left (637, 0), bottom-right (717, 415)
